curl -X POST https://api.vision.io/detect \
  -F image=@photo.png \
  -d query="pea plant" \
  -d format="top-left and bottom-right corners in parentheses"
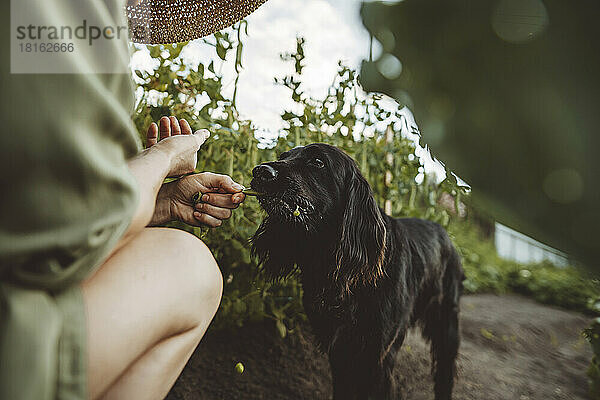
top-left (132, 30), bottom-right (466, 334)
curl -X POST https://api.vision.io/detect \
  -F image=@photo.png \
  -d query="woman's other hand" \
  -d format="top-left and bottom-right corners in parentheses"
top-left (159, 173), bottom-right (246, 228)
top-left (146, 116), bottom-right (208, 177)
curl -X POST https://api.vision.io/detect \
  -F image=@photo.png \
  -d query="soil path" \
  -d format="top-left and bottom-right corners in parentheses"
top-left (167, 294), bottom-right (592, 400)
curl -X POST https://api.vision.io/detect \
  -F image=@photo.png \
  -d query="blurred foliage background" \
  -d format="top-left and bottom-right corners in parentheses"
top-left (359, 2), bottom-right (600, 394)
top-left (131, 22), bottom-right (598, 334)
top-left (359, 0), bottom-right (600, 269)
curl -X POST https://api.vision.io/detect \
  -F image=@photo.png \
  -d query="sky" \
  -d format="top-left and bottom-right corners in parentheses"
top-left (131, 0), bottom-right (448, 183)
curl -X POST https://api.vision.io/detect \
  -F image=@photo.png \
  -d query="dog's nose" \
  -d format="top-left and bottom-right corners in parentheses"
top-left (252, 164), bottom-right (278, 182)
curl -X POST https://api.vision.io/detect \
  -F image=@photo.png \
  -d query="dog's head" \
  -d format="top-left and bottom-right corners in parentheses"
top-left (250, 143), bottom-right (348, 231)
top-left (251, 143), bottom-right (387, 290)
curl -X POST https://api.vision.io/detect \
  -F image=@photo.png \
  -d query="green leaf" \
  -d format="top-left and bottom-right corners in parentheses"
top-left (149, 45), bottom-right (161, 58)
top-left (235, 42), bottom-right (244, 72)
top-left (276, 319), bottom-right (287, 338)
top-left (216, 42), bottom-right (227, 60)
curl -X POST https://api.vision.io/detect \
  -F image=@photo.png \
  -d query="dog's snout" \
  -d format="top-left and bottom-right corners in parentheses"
top-left (252, 164), bottom-right (278, 182)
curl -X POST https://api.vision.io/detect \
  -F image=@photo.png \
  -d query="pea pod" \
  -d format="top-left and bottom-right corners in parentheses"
top-left (242, 189), bottom-right (263, 197)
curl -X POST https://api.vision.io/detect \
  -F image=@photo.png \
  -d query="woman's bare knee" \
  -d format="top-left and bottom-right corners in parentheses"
top-left (83, 228), bottom-right (222, 400)
top-left (84, 227), bottom-right (222, 339)
top-left (159, 228), bottom-right (223, 330)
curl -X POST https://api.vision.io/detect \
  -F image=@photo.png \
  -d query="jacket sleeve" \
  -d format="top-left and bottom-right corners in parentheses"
top-left (0, 0), bottom-right (141, 291)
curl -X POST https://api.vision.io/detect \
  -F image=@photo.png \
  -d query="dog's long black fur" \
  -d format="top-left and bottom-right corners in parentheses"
top-left (250, 143), bottom-right (464, 400)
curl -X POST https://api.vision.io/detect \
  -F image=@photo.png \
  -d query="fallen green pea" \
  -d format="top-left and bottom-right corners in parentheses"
top-left (293, 205), bottom-right (300, 217)
top-left (235, 362), bottom-right (244, 374)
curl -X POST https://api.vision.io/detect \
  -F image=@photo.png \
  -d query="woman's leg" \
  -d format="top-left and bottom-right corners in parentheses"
top-left (81, 227), bottom-right (223, 400)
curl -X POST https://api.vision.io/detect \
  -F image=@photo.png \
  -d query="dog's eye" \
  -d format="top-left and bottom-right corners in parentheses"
top-left (308, 158), bottom-right (325, 168)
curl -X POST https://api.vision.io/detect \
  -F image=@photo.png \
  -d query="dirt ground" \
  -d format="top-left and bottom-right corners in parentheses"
top-left (166, 294), bottom-right (593, 400)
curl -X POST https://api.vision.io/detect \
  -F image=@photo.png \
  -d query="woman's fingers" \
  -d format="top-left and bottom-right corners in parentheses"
top-left (194, 203), bottom-right (232, 220)
top-left (147, 123), bottom-right (158, 148)
top-left (153, 116), bottom-right (192, 143)
top-left (232, 193), bottom-right (245, 204)
top-left (180, 119), bottom-right (192, 135)
top-left (193, 212), bottom-right (223, 228)
top-left (169, 116), bottom-right (181, 135)
top-left (192, 130), bottom-right (210, 149)
top-left (197, 193), bottom-right (242, 209)
top-left (159, 116), bottom-right (171, 140)
top-left (200, 172), bottom-right (244, 193)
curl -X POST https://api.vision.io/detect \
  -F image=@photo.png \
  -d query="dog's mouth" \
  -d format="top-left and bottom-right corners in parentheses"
top-left (250, 179), bottom-right (315, 229)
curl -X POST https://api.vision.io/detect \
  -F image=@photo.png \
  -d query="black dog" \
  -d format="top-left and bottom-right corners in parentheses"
top-left (250, 143), bottom-right (463, 400)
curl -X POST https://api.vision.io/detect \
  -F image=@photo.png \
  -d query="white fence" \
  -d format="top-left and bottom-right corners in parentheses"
top-left (494, 223), bottom-right (569, 267)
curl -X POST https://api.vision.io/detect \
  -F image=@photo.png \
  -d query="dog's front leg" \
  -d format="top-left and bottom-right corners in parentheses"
top-left (328, 338), bottom-right (379, 400)
top-left (328, 347), bottom-right (363, 400)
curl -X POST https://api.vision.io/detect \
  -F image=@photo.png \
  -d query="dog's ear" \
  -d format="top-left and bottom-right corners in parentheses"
top-left (334, 168), bottom-right (387, 293)
top-left (251, 220), bottom-right (298, 281)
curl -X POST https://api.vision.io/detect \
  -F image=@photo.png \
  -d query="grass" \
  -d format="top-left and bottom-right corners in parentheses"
top-left (448, 221), bottom-right (600, 315)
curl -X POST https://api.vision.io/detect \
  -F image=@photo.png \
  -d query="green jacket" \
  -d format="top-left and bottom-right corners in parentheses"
top-left (0, 0), bottom-right (140, 398)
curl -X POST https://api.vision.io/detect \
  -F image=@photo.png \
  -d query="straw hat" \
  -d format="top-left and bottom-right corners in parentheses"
top-left (127, 0), bottom-right (269, 44)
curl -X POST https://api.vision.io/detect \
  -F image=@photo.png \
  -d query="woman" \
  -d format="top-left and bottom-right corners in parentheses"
top-left (82, 117), bottom-right (245, 400)
top-left (0, 0), bottom-right (269, 399)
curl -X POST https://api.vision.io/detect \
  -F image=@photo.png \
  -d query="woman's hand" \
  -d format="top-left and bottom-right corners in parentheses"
top-left (146, 116), bottom-right (246, 228)
top-left (154, 173), bottom-right (246, 227)
top-left (146, 116), bottom-right (209, 177)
